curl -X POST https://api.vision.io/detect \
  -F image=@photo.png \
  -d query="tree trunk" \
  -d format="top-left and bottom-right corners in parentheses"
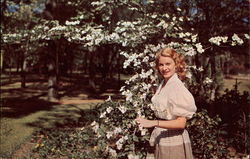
top-left (21, 51), bottom-right (27, 88)
top-left (47, 62), bottom-right (58, 101)
top-left (88, 51), bottom-right (96, 93)
top-left (0, 50), bottom-right (3, 72)
top-left (47, 40), bottom-right (58, 102)
top-left (118, 52), bottom-right (121, 88)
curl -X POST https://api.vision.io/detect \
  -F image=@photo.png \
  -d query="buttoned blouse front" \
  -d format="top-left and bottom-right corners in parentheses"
top-left (151, 73), bottom-right (197, 120)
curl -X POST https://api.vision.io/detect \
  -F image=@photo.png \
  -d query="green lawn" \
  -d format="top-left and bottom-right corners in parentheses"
top-left (0, 102), bottom-right (100, 159)
top-left (222, 76), bottom-right (250, 94)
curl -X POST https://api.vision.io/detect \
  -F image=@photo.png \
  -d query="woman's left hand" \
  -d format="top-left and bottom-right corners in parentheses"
top-left (135, 117), bottom-right (157, 128)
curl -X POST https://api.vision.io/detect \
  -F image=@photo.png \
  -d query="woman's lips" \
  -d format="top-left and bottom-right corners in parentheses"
top-left (162, 71), bottom-right (169, 75)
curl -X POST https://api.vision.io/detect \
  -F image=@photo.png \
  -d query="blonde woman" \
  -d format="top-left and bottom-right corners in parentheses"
top-left (136, 48), bottom-right (197, 159)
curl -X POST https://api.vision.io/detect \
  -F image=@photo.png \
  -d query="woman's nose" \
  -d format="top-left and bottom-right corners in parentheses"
top-left (163, 65), bottom-right (168, 70)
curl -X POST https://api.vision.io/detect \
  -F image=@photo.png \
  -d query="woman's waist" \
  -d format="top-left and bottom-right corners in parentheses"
top-left (152, 127), bottom-right (187, 137)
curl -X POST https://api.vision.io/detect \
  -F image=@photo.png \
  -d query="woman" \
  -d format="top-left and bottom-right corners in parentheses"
top-left (135, 48), bottom-right (197, 159)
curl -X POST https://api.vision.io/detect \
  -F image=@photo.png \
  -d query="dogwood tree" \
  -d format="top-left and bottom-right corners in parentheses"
top-left (69, 0), bottom-right (249, 158)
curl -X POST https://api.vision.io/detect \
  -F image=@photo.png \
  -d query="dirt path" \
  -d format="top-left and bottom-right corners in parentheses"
top-left (59, 99), bottom-right (104, 105)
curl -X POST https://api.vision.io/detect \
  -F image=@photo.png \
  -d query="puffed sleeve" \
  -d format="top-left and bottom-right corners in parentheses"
top-left (168, 83), bottom-right (197, 120)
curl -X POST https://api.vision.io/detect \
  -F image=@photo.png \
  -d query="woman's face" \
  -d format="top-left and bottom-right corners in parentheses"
top-left (158, 56), bottom-right (176, 81)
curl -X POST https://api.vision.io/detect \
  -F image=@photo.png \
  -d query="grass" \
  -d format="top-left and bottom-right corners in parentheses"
top-left (0, 102), bottom-right (100, 159)
top-left (0, 111), bottom-right (47, 158)
top-left (0, 73), bottom-right (106, 158)
top-left (222, 75), bottom-right (250, 94)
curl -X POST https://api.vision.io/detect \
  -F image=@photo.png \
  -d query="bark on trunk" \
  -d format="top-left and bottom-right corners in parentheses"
top-left (21, 55), bottom-right (27, 88)
top-left (88, 51), bottom-right (96, 93)
top-left (0, 50), bottom-right (3, 72)
top-left (47, 62), bottom-right (58, 101)
top-left (47, 40), bottom-right (58, 102)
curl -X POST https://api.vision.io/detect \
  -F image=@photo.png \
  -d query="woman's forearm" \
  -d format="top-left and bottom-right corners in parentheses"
top-left (156, 117), bottom-right (186, 129)
top-left (136, 117), bottom-right (186, 129)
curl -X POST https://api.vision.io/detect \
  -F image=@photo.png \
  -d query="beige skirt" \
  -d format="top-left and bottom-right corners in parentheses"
top-left (149, 128), bottom-right (193, 159)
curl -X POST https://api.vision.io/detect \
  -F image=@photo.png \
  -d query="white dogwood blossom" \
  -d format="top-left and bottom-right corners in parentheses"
top-left (108, 147), bottom-right (117, 157)
top-left (114, 127), bottom-right (122, 134)
top-left (195, 43), bottom-right (205, 53)
top-left (203, 77), bottom-right (213, 84)
top-left (99, 111), bottom-right (106, 118)
top-left (65, 20), bottom-right (80, 25)
top-left (105, 96), bottom-right (112, 102)
top-left (49, 25), bottom-right (67, 32)
top-left (106, 131), bottom-right (113, 139)
top-left (121, 90), bottom-right (133, 102)
top-left (91, 121), bottom-right (99, 133)
top-left (106, 106), bottom-right (113, 113)
top-left (244, 34), bottom-right (250, 39)
top-left (118, 105), bottom-right (127, 114)
top-left (209, 36), bottom-right (228, 46)
top-left (191, 34), bottom-right (198, 42)
top-left (116, 135), bottom-right (128, 150)
top-left (140, 69), bottom-right (153, 79)
top-left (232, 34), bottom-right (243, 45)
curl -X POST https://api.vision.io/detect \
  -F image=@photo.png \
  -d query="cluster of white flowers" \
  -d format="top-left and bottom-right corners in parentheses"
top-left (107, 147), bottom-right (117, 157)
top-left (195, 43), bottom-right (205, 53)
top-left (82, 27), bottom-right (105, 47)
top-left (117, 21), bottom-right (136, 28)
top-left (139, 125), bottom-right (147, 136)
top-left (188, 65), bottom-right (204, 72)
top-left (65, 20), bottom-right (80, 26)
top-left (49, 25), bottom-right (67, 32)
top-left (105, 32), bottom-right (120, 42)
top-left (116, 135), bottom-right (128, 150)
top-left (128, 73), bottom-right (139, 83)
top-left (244, 34), bottom-right (250, 39)
top-left (90, 121), bottom-right (99, 134)
top-left (91, 1), bottom-right (106, 10)
top-left (100, 111), bottom-right (106, 118)
top-left (139, 69), bottom-right (153, 79)
top-left (99, 105), bottom-right (114, 118)
top-left (203, 77), bottom-right (213, 84)
top-left (118, 104), bottom-right (127, 114)
top-left (105, 96), bottom-right (112, 102)
top-left (122, 53), bottom-right (140, 69)
top-left (183, 46), bottom-right (196, 56)
top-left (105, 127), bottom-right (122, 140)
top-left (141, 82), bottom-right (152, 91)
top-left (232, 33), bottom-right (243, 46)
top-left (191, 34), bottom-right (198, 43)
top-left (2, 33), bottom-right (21, 42)
top-left (121, 89), bottom-right (133, 102)
top-left (209, 36), bottom-right (228, 46)
top-left (157, 20), bottom-right (169, 29)
top-left (128, 7), bottom-right (138, 11)
top-left (178, 32), bottom-right (192, 38)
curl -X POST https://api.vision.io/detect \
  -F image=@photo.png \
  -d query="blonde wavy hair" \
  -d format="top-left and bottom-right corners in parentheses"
top-left (155, 48), bottom-right (186, 81)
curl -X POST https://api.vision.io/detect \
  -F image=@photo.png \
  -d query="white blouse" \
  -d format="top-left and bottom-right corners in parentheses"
top-left (151, 73), bottom-right (197, 120)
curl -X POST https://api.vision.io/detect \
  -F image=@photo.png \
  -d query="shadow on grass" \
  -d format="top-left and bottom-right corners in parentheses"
top-left (2, 97), bottom-right (58, 118)
top-left (1, 73), bottom-right (123, 120)
top-left (59, 74), bottom-right (124, 100)
top-left (26, 103), bottom-right (99, 130)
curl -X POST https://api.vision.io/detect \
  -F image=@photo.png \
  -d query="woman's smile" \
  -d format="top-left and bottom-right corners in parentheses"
top-left (158, 56), bottom-right (176, 82)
